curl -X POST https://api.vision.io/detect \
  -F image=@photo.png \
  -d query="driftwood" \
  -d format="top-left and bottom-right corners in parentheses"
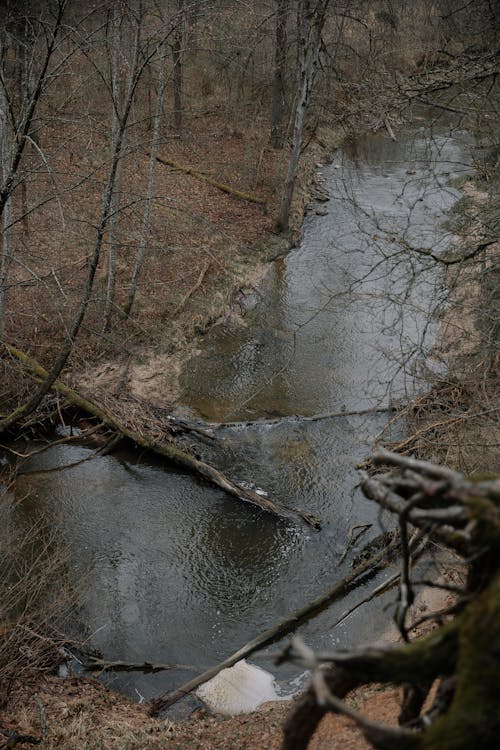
top-left (82, 657), bottom-right (197, 675)
top-left (152, 153), bottom-right (266, 205)
top-left (2, 344), bottom-right (319, 528)
top-left (149, 531), bottom-right (402, 715)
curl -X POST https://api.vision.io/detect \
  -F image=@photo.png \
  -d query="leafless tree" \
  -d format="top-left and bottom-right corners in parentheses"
top-left (278, 0), bottom-right (331, 231)
top-left (123, 1), bottom-right (170, 318)
top-left (270, 0), bottom-right (290, 149)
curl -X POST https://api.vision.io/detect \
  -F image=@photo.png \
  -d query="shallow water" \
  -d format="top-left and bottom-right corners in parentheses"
top-left (8, 117), bottom-right (477, 705)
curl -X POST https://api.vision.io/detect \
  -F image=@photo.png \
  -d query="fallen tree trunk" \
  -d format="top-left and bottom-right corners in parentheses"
top-left (149, 531), bottom-right (402, 715)
top-left (184, 406), bottom-right (397, 432)
top-left (2, 343), bottom-right (319, 529)
top-left (152, 153), bottom-right (266, 205)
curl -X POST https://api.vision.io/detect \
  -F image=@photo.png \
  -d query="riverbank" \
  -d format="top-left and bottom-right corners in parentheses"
top-left (0, 674), bottom-right (400, 750)
top-left (395, 174), bottom-right (500, 474)
top-left (1, 570), bottom-right (459, 749)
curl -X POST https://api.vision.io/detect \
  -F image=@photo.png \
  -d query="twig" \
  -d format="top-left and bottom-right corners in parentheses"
top-left (171, 260), bottom-right (210, 318)
top-left (338, 523), bottom-right (372, 564)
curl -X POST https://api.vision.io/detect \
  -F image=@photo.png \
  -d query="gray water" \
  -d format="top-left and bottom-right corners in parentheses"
top-left (8, 119), bottom-right (476, 704)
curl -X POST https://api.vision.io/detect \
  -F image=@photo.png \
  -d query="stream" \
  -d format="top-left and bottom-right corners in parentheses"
top-left (5, 113), bottom-right (477, 709)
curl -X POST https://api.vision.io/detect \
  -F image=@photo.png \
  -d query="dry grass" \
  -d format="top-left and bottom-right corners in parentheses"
top-left (0, 483), bottom-right (72, 708)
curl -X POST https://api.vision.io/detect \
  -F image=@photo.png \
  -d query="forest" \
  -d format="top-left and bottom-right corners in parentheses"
top-left (0, 1), bottom-right (499, 748)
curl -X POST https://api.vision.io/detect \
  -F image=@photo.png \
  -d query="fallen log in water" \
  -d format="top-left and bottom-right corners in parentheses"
top-left (149, 531), bottom-right (402, 715)
top-left (2, 344), bottom-right (320, 529)
top-left (172, 405), bottom-right (397, 433)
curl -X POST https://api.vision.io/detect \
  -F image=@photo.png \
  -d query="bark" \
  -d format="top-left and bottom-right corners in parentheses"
top-left (124, 1), bottom-right (170, 318)
top-left (278, 0), bottom-right (330, 231)
top-left (172, 0), bottom-right (184, 134)
top-left (270, 0), bottom-right (289, 149)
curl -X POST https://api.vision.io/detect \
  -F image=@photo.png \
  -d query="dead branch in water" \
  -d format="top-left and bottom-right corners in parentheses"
top-left (1, 343), bottom-right (319, 528)
top-left (177, 405), bottom-right (397, 432)
top-left (149, 530), bottom-right (402, 715)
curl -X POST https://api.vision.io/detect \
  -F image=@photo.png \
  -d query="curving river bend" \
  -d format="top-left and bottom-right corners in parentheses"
top-left (9, 114), bottom-right (477, 705)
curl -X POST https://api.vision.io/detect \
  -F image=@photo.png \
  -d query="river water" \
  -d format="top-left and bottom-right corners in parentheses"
top-left (7, 116), bottom-right (476, 705)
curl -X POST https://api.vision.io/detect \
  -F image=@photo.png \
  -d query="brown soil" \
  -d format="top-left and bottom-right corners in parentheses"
top-left (2, 673), bottom-right (401, 750)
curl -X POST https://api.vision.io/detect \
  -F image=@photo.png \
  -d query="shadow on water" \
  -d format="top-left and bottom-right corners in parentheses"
top-left (6, 115), bottom-right (480, 703)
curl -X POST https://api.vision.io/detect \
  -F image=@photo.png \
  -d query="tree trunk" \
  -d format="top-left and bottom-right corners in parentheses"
top-left (0, 50), bottom-right (10, 340)
top-left (124, 2), bottom-right (170, 318)
top-left (103, 4), bottom-right (124, 332)
top-left (278, 0), bottom-right (330, 231)
top-left (270, 0), bottom-right (289, 149)
top-left (172, 0), bottom-right (184, 134)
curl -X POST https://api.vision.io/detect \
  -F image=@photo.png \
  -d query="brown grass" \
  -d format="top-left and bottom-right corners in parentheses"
top-left (0, 484), bottom-right (72, 708)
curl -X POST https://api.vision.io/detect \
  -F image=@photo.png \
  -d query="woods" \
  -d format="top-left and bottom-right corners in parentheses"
top-left (0, 1), bottom-right (499, 749)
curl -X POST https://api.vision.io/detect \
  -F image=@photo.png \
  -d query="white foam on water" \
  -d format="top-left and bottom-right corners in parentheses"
top-left (195, 659), bottom-right (285, 715)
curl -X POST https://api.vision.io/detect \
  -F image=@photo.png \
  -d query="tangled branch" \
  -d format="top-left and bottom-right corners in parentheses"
top-left (281, 450), bottom-right (500, 750)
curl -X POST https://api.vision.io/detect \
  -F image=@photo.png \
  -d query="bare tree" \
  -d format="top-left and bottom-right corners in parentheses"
top-left (270, 0), bottom-right (290, 149)
top-left (0, 1), bottom-right (145, 432)
top-left (123, 1), bottom-right (170, 318)
top-left (278, 0), bottom-right (330, 231)
top-left (0, 0), bottom-right (68, 340)
top-left (172, 0), bottom-right (185, 134)
top-left (0, 37), bottom-right (11, 341)
top-left (103, 1), bottom-right (125, 332)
